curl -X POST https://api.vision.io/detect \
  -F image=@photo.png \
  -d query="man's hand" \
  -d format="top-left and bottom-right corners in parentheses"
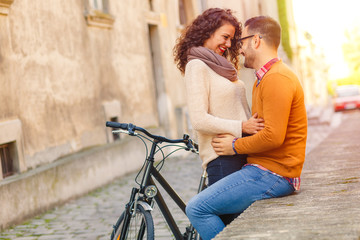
top-left (242, 113), bottom-right (264, 135)
top-left (211, 134), bottom-right (236, 155)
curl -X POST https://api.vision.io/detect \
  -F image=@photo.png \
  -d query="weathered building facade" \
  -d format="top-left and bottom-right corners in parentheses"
top-left (0, 0), bottom-right (305, 230)
top-left (0, 0), bottom-right (201, 229)
top-left (0, 0), bottom-right (196, 175)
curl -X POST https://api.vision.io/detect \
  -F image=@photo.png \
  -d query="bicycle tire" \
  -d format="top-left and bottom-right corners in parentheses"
top-left (111, 204), bottom-right (154, 240)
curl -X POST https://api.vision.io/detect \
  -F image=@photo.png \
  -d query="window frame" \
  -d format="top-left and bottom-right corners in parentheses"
top-left (0, 0), bottom-right (14, 16)
top-left (84, 0), bottom-right (115, 29)
top-left (0, 119), bottom-right (26, 180)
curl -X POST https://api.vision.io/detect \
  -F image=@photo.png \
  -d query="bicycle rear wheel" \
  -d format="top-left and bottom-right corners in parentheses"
top-left (111, 204), bottom-right (154, 240)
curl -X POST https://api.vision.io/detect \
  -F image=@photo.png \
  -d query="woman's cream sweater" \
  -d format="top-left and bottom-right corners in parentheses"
top-left (184, 59), bottom-right (251, 169)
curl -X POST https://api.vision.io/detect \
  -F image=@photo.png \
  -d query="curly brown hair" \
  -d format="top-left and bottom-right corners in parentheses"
top-left (173, 8), bottom-right (242, 74)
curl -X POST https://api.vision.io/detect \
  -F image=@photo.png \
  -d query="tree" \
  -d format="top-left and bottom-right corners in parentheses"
top-left (342, 25), bottom-right (360, 73)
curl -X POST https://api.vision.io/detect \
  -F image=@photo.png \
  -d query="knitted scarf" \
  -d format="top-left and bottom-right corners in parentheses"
top-left (187, 46), bottom-right (237, 82)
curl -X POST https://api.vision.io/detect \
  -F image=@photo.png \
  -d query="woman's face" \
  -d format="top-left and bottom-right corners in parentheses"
top-left (203, 23), bottom-right (235, 56)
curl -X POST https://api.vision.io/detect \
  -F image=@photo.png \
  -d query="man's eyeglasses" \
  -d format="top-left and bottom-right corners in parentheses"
top-left (240, 35), bottom-right (255, 42)
top-left (240, 35), bottom-right (262, 46)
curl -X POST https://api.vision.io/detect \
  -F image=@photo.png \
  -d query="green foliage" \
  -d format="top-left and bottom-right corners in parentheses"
top-left (277, 0), bottom-right (293, 61)
top-left (342, 26), bottom-right (360, 73)
top-left (327, 72), bottom-right (360, 95)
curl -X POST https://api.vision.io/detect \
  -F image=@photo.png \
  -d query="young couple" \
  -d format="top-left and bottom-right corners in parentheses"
top-left (173, 8), bottom-right (307, 240)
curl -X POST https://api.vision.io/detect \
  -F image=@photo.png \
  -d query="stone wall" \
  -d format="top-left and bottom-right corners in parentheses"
top-left (0, 0), bottom-right (187, 173)
top-left (0, 0), bottom-right (195, 228)
top-left (0, 133), bottom-right (157, 229)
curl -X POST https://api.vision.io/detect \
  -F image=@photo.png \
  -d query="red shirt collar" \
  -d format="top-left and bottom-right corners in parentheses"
top-left (255, 57), bottom-right (280, 86)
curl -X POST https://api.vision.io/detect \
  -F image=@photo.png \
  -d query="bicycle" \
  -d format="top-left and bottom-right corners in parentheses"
top-left (106, 121), bottom-right (206, 240)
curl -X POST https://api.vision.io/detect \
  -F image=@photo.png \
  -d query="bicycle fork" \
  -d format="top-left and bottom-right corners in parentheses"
top-left (118, 141), bottom-right (159, 240)
top-left (119, 188), bottom-right (138, 240)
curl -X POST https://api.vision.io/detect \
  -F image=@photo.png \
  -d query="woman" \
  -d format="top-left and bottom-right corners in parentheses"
top-left (173, 8), bottom-right (263, 187)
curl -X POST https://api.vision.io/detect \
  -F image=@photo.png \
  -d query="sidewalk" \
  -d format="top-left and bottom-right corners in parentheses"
top-left (215, 110), bottom-right (360, 240)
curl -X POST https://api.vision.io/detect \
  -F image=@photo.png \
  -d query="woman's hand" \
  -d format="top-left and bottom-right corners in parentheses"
top-left (242, 113), bottom-right (264, 135)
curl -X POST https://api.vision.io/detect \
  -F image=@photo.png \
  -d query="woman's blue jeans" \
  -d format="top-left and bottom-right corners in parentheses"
top-left (206, 154), bottom-right (247, 186)
top-left (186, 165), bottom-right (295, 240)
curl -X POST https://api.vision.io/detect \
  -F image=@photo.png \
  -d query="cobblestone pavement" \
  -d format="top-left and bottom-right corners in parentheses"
top-left (0, 151), bottom-right (203, 240)
top-left (0, 111), bottom-right (343, 240)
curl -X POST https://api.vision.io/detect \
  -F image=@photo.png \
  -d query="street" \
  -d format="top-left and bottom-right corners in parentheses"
top-left (0, 110), bottom-right (346, 240)
top-left (0, 142), bottom-right (204, 240)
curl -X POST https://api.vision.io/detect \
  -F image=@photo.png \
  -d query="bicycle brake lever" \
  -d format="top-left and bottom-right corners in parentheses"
top-left (183, 134), bottom-right (191, 150)
top-left (127, 123), bottom-right (136, 136)
top-left (183, 134), bottom-right (198, 152)
top-left (183, 134), bottom-right (190, 140)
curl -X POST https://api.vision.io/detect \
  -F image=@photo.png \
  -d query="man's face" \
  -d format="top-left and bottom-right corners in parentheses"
top-left (240, 27), bottom-right (256, 69)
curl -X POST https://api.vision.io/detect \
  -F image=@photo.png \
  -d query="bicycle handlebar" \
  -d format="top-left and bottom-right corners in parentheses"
top-left (106, 121), bottom-right (198, 151)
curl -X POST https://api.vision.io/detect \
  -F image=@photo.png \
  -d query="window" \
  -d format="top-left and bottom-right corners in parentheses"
top-left (102, 100), bottom-right (121, 143)
top-left (0, 0), bottom-right (14, 16)
top-left (178, 0), bottom-right (187, 26)
top-left (0, 119), bottom-right (25, 180)
top-left (178, 0), bottom-right (195, 27)
top-left (148, 0), bottom-right (154, 11)
top-left (89, 0), bottom-right (109, 13)
top-left (85, 0), bottom-right (114, 29)
top-left (0, 143), bottom-right (14, 178)
top-left (110, 117), bottom-right (120, 142)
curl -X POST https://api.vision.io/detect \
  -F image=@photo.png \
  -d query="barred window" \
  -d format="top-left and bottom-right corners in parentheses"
top-left (0, 144), bottom-right (14, 178)
top-left (110, 117), bottom-right (120, 142)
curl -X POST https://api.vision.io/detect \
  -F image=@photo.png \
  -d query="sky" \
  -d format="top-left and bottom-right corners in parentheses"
top-left (292, 0), bottom-right (360, 80)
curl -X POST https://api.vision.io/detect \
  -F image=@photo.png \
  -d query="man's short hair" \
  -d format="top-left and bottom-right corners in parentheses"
top-left (244, 16), bottom-right (281, 49)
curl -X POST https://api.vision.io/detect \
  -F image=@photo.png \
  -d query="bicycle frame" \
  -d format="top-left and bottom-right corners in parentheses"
top-left (150, 168), bottom-right (207, 240)
top-left (124, 139), bottom-right (205, 240)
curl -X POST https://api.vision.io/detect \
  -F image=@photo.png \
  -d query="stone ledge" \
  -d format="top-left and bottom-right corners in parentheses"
top-left (85, 9), bottom-right (115, 29)
top-left (215, 112), bottom-right (360, 239)
top-left (0, 137), bottom-right (146, 230)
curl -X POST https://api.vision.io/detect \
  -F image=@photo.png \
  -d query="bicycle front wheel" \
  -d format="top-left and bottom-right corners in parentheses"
top-left (111, 204), bottom-right (154, 240)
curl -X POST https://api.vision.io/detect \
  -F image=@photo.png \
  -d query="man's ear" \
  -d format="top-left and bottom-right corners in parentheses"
top-left (253, 35), bottom-right (261, 49)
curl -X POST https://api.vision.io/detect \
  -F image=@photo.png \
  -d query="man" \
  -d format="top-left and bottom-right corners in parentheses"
top-left (185, 16), bottom-right (307, 240)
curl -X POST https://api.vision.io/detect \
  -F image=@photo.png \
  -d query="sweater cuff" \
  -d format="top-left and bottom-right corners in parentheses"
top-left (232, 137), bottom-right (239, 154)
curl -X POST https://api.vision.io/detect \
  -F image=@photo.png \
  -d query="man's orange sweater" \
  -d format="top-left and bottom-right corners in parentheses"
top-left (234, 60), bottom-right (307, 178)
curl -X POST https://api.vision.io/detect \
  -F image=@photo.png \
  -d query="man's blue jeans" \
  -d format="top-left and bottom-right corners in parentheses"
top-left (186, 165), bottom-right (295, 240)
